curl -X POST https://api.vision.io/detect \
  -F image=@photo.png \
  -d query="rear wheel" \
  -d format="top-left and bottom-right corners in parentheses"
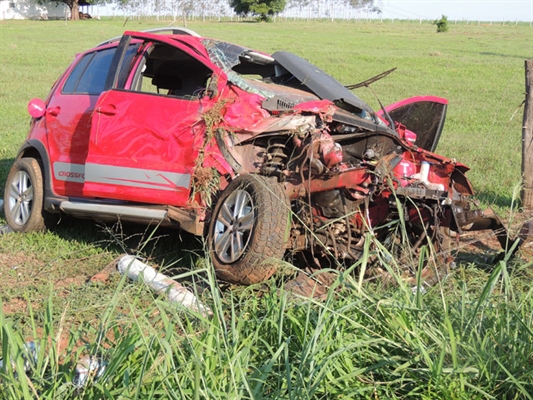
top-left (208, 174), bottom-right (290, 285)
top-left (4, 158), bottom-right (46, 232)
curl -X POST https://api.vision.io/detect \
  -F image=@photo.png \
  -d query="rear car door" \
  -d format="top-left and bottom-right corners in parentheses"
top-left (46, 43), bottom-right (140, 197)
top-left (83, 34), bottom-right (220, 206)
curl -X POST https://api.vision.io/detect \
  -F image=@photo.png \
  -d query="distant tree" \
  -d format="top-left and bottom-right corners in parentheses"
top-left (36, 0), bottom-right (78, 20)
top-left (230, 0), bottom-right (287, 21)
top-left (433, 14), bottom-right (449, 32)
top-left (37, 0), bottom-right (106, 20)
top-left (344, 0), bottom-right (379, 12)
top-left (286, 0), bottom-right (381, 16)
top-left (286, 0), bottom-right (312, 8)
top-left (117, 0), bottom-right (195, 24)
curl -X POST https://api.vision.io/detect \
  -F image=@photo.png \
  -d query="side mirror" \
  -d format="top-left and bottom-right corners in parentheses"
top-left (28, 98), bottom-right (46, 118)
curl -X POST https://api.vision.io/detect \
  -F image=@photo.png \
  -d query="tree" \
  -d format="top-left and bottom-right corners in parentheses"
top-left (344, 0), bottom-right (379, 12)
top-left (230, 0), bottom-right (287, 21)
top-left (285, 0), bottom-right (380, 19)
top-left (38, 0), bottom-right (103, 20)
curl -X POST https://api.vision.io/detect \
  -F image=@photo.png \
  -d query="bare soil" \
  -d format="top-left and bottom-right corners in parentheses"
top-left (0, 213), bottom-right (531, 313)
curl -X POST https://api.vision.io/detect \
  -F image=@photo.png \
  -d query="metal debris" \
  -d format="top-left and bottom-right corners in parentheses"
top-left (73, 355), bottom-right (107, 388)
top-left (0, 342), bottom-right (107, 388)
top-left (117, 255), bottom-right (212, 317)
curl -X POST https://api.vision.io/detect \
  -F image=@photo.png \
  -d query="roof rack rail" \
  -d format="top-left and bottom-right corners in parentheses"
top-left (97, 27), bottom-right (200, 47)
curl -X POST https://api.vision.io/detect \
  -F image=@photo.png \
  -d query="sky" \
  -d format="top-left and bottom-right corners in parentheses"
top-left (378, 0), bottom-right (533, 22)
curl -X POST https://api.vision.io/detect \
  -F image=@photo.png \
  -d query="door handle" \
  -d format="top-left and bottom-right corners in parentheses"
top-left (47, 106), bottom-right (61, 117)
top-left (96, 104), bottom-right (117, 116)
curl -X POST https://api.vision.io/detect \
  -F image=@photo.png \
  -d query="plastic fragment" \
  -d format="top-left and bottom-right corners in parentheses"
top-left (73, 355), bottom-right (107, 388)
top-left (0, 225), bottom-right (13, 235)
top-left (411, 285), bottom-right (427, 294)
top-left (117, 255), bottom-right (212, 317)
top-left (0, 341), bottom-right (39, 374)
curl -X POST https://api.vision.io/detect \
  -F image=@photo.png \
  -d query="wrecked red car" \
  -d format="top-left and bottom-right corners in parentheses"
top-left (3, 28), bottom-right (523, 284)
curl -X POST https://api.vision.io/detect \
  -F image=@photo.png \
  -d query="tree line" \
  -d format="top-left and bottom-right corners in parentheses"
top-left (42, 0), bottom-right (379, 22)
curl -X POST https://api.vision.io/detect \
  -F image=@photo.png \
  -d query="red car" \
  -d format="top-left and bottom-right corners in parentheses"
top-left (3, 28), bottom-right (522, 284)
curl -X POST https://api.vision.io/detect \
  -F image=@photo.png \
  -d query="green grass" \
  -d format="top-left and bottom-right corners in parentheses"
top-left (2, 255), bottom-right (533, 398)
top-left (1, 18), bottom-right (533, 399)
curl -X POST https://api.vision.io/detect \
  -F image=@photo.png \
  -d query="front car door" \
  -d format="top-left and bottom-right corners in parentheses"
top-left (83, 34), bottom-right (224, 207)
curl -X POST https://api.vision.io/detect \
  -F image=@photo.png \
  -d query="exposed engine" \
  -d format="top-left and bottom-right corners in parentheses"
top-left (225, 107), bottom-right (493, 270)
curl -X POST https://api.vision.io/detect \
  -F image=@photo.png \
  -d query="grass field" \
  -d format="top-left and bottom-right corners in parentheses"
top-left (0, 19), bottom-right (533, 398)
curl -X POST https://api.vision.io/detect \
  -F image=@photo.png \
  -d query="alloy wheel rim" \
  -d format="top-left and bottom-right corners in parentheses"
top-left (8, 170), bottom-right (34, 226)
top-left (213, 189), bottom-right (254, 263)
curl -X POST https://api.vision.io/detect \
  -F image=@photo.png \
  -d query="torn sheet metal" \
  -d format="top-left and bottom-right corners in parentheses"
top-left (117, 255), bottom-right (212, 317)
top-left (220, 85), bottom-right (333, 137)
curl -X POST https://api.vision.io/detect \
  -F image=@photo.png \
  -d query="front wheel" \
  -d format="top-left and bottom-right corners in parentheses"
top-left (4, 158), bottom-right (46, 232)
top-left (208, 174), bottom-right (290, 285)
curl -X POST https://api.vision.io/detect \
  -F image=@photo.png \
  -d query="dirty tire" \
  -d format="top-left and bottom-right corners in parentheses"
top-left (208, 174), bottom-right (290, 285)
top-left (4, 158), bottom-right (46, 233)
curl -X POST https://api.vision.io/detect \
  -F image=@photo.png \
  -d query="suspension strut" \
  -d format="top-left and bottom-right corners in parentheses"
top-left (262, 137), bottom-right (288, 177)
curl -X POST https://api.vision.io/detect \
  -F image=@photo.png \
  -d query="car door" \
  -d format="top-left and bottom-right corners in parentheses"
top-left (378, 96), bottom-right (448, 152)
top-left (46, 43), bottom-right (140, 197)
top-left (83, 35), bottom-right (222, 207)
top-left (45, 47), bottom-right (115, 197)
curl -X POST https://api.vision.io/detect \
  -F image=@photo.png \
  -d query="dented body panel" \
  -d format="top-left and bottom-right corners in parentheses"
top-left (5, 28), bottom-right (526, 285)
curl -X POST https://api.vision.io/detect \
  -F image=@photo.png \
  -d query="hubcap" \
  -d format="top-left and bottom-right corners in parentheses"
top-left (213, 189), bottom-right (255, 263)
top-left (7, 170), bottom-right (34, 226)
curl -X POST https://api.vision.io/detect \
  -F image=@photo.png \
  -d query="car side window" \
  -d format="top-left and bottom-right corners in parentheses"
top-left (63, 48), bottom-right (116, 95)
top-left (63, 44), bottom-right (141, 96)
top-left (130, 42), bottom-right (213, 100)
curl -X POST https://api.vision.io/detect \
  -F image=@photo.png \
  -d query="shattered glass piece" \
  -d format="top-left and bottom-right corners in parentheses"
top-left (202, 39), bottom-right (274, 99)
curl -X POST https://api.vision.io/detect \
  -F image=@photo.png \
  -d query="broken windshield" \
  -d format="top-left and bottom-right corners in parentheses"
top-left (202, 39), bottom-right (275, 98)
top-left (201, 39), bottom-right (387, 129)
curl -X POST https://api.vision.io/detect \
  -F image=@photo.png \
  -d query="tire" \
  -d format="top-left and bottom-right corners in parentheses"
top-left (208, 174), bottom-right (290, 285)
top-left (4, 158), bottom-right (46, 232)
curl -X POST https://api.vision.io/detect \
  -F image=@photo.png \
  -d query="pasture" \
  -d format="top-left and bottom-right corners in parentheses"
top-left (0, 19), bottom-right (532, 398)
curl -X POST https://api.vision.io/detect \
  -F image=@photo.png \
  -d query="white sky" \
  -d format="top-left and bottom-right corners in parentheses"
top-left (379, 0), bottom-right (533, 22)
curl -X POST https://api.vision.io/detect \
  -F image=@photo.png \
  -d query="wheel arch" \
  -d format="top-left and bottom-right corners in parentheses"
top-left (15, 140), bottom-right (66, 212)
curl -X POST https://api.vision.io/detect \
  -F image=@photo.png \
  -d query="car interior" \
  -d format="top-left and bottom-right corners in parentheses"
top-left (131, 42), bottom-right (213, 99)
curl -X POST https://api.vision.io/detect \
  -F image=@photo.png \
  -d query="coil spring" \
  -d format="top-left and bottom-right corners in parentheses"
top-left (262, 137), bottom-right (288, 176)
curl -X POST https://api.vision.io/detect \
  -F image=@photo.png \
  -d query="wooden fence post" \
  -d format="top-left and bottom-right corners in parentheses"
top-left (523, 60), bottom-right (533, 212)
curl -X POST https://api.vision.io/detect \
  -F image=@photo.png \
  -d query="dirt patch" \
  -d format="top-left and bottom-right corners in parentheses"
top-left (0, 252), bottom-right (42, 269)
top-left (2, 297), bottom-right (31, 314)
top-left (0, 252), bottom-right (46, 292)
top-left (88, 256), bottom-right (123, 284)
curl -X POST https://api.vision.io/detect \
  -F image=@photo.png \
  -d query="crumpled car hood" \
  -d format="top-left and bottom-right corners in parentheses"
top-left (272, 51), bottom-right (374, 115)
